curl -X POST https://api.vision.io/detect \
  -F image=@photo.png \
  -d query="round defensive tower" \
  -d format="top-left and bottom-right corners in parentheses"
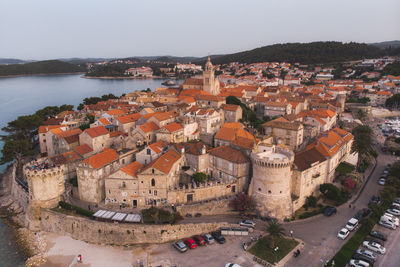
top-left (250, 145), bottom-right (294, 220)
top-left (25, 166), bottom-right (65, 209)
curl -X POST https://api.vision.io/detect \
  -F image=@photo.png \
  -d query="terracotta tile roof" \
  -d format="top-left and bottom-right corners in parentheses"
top-left (42, 118), bottom-right (64, 125)
top-left (163, 122), bottom-right (183, 133)
top-left (110, 131), bottom-right (125, 138)
top-left (376, 91), bottom-right (392, 96)
top-left (195, 95), bottom-right (224, 102)
top-left (152, 111), bottom-right (178, 122)
top-left (221, 104), bottom-right (241, 112)
top-left (209, 146), bottom-right (249, 164)
top-left (265, 101), bottom-right (288, 107)
top-left (82, 148), bottom-right (118, 169)
top-left (106, 109), bottom-right (126, 116)
top-left (294, 147), bottom-right (326, 171)
top-left (73, 144), bottom-right (93, 157)
top-left (140, 122), bottom-right (160, 133)
top-left (183, 78), bottom-right (203, 86)
top-left (55, 128), bottom-right (82, 139)
top-left (99, 118), bottom-right (111, 126)
top-left (221, 122), bottom-right (243, 129)
top-left (172, 141), bottom-right (211, 155)
top-left (62, 150), bottom-right (82, 163)
top-left (121, 161), bottom-right (142, 178)
top-left (263, 118), bottom-right (303, 131)
top-left (38, 125), bottom-right (64, 134)
top-left (84, 125), bottom-right (109, 138)
top-left (116, 113), bottom-right (142, 124)
top-left (231, 136), bottom-right (255, 150)
top-left (142, 149), bottom-right (181, 174)
top-left (310, 127), bottom-right (353, 157)
top-left (63, 135), bottom-right (80, 144)
top-left (149, 141), bottom-right (164, 154)
top-left (179, 89), bottom-right (211, 97)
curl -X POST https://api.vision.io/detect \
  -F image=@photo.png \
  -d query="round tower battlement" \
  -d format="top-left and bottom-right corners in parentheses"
top-left (250, 145), bottom-right (294, 220)
top-left (24, 165), bottom-right (65, 209)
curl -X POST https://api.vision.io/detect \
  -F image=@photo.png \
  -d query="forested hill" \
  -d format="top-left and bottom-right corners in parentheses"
top-left (209, 41), bottom-right (400, 65)
top-left (0, 60), bottom-right (85, 76)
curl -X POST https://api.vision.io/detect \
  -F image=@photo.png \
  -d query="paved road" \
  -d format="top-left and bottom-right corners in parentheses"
top-left (284, 119), bottom-right (397, 267)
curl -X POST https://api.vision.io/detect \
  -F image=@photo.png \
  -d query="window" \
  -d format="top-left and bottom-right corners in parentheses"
top-left (122, 159), bottom-right (125, 164)
top-left (149, 190), bottom-right (152, 195)
top-left (152, 169), bottom-right (155, 174)
top-left (147, 149), bottom-right (151, 155)
top-left (122, 181), bottom-right (126, 188)
top-left (154, 190), bottom-right (157, 196)
top-left (219, 171), bottom-right (222, 178)
top-left (151, 179), bottom-right (155, 187)
top-left (258, 188), bottom-right (261, 191)
top-left (268, 190), bottom-right (271, 194)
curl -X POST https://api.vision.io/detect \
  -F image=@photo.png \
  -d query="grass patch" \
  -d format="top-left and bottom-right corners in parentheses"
top-left (249, 236), bottom-right (298, 264)
top-left (56, 201), bottom-right (94, 218)
top-left (335, 162), bottom-right (355, 176)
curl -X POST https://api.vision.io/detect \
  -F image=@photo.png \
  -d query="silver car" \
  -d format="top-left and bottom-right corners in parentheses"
top-left (172, 241), bottom-right (188, 253)
top-left (239, 220), bottom-right (255, 228)
top-left (202, 233), bottom-right (215, 244)
top-left (355, 249), bottom-right (376, 261)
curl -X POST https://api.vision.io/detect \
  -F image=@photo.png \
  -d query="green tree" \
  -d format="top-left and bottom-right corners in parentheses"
top-left (266, 220), bottom-right (286, 249)
top-left (229, 193), bottom-right (254, 212)
top-left (386, 94), bottom-right (400, 110)
top-left (192, 172), bottom-right (207, 183)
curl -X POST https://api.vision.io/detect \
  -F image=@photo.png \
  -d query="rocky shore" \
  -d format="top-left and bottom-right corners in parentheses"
top-left (0, 167), bottom-right (47, 267)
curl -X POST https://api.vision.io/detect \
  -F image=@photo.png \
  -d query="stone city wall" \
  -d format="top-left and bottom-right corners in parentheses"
top-left (39, 209), bottom-right (232, 245)
top-left (175, 198), bottom-right (237, 216)
top-left (11, 164), bottom-right (29, 213)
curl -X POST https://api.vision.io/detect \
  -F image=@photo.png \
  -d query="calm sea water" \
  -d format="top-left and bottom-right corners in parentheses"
top-left (0, 74), bottom-right (175, 265)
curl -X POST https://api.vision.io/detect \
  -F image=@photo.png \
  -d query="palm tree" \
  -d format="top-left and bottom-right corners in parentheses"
top-left (266, 220), bottom-right (286, 249)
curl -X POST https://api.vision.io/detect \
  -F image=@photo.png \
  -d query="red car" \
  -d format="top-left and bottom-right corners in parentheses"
top-left (183, 238), bottom-right (197, 249)
top-left (192, 235), bottom-right (206, 246)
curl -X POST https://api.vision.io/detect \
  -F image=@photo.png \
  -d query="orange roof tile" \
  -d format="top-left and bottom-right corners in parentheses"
top-left (62, 150), bottom-right (81, 162)
top-left (99, 118), bottom-right (111, 126)
top-left (163, 122), bottom-right (183, 133)
top-left (142, 149), bottom-right (181, 174)
top-left (140, 121), bottom-right (160, 133)
top-left (73, 144), bottom-right (93, 156)
top-left (149, 141), bottom-right (164, 154)
top-left (121, 161), bottom-right (142, 178)
top-left (116, 113), bottom-right (142, 124)
top-left (106, 109), bottom-right (126, 116)
top-left (82, 148), bottom-right (118, 169)
top-left (84, 125), bottom-right (109, 138)
top-left (38, 125), bottom-right (64, 134)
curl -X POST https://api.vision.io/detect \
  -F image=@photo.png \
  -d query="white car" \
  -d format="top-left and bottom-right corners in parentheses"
top-left (378, 178), bottom-right (386, 185)
top-left (349, 259), bottom-right (370, 267)
top-left (382, 213), bottom-right (399, 226)
top-left (225, 263), bottom-right (242, 267)
top-left (239, 220), bottom-right (255, 228)
top-left (337, 228), bottom-right (350, 240)
top-left (379, 219), bottom-right (396, 230)
top-left (386, 208), bottom-right (400, 216)
top-left (362, 241), bottom-right (386, 254)
top-left (346, 218), bottom-right (359, 231)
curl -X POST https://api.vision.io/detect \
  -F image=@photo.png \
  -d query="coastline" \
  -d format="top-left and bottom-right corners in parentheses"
top-left (0, 72), bottom-right (85, 79)
top-left (81, 75), bottom-right (166, 80)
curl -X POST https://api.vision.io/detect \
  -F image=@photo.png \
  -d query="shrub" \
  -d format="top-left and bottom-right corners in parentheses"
top-left (192, 172), bottom-right (207, 183)
top-left (141, 207), bottom-right (182, 224)
top-left (335, 162), bottom-right (355, 176)
top-left (319, 183), bottom-right (349, 206)
top-left (229, 193), bottom-right (254, 212)
top-left (306, 195), bottom-right (317, 208)
top-left (298, 205), bottom-right (326, 219)
top-left (58, 201), bottom-right (94, 218)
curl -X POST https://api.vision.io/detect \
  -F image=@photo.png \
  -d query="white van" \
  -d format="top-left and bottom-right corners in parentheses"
top-left (381, 214), bottom-right (399, 226)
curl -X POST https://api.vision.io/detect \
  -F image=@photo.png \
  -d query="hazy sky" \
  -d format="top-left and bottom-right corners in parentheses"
top-left (0, 0), bottom-right (399, 60)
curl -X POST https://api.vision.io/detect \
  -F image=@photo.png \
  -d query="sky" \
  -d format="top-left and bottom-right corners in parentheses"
top-left (0, 0), bottom-right (399, 60)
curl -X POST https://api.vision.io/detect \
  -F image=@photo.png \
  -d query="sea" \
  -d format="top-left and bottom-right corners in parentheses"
top-left (0, 74), bottom-right (176, 265)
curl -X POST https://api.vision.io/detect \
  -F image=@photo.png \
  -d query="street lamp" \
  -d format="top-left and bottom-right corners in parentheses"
top-left (274, 246), bottom-right (279, 263)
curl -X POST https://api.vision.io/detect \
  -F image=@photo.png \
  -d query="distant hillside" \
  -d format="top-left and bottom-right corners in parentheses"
top-left (370, 40), bottom-right (400, 49)
top-left (0, 58), bottom-right (30, 65)
top-left (205, 41), bottom-right (400, 65)
top-left (0, 60), bottom-right (85, 76)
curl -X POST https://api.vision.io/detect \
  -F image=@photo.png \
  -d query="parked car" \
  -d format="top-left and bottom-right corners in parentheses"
top-left (382, 213), bottom-right (399, 226)
top-left (393, 198), bottom-right (400, 205)
top-left (192, 235), bottom-right (206, 246)
top-left (355, 248), bottom-right (377, 261)
top-left (211, 231), bottom-right (226, 244)
top-left (194, 213), bottom-right (202, 217)
top-left (364, 237), bottom-right (384, 246)
top-left (337, 228), bottom-right (350, 240)
top-left (378, 219), bottom-right (396, 230)
top-left (202, 233), bottom-right (215, 244)
top-left (386, 208), bottom-right (400, 216)
top-left (349, 259), bottom-right (370, 267)
top-left (346, 218), bottom-right (359, 231)
top-left (369, 196), bottom-right (381, 205)
top-left (324, 206), bottom-right (337, 216)
top-left (362, 241), bottom-right (386, 254)
top-left (352, 254), bottom-right (374, 265)
top-left (369, 230), bottom-right (387, 241)
top-left (225, 263), bottom-right (242, 267)
top-left (239, 220), bottom-right (255, 228)
top-left (391, 202), bottom-right (400, 209)
top-left (183, 238), bottom-right (197, 249)
top-left (185, 213), bottom-right (192, 218)
top-left (378, 178), bottom-right (386, 185)
top-left (172, 241), bottom-right (188, 253)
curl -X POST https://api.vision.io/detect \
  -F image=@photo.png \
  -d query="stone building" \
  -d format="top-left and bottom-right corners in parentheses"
top-left (79, 126), bottom-right (111, 153)
top-left (77, 148), bottom-right (120, 203)
top-left (129, 121), bottom-right (160, 147)
top-left (156, 122), bottom-right (184, 143)
top-left (105, 161), bottom-right (143, 207)
top-left (173, 141), bottom-right (210, 173)
top-left (263, 117), bottom-right (304, 151)
top-left (221, 104), bottom-right (242, 123)
top-left (250, 145), bottom-right (294, 220)
top-left (136, 141), bottom-right (166, 165)
top-left (209, 146), bottom-right (250, 193)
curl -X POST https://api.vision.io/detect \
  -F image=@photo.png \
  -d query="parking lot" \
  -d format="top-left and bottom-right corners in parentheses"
top-left (148, 230), bottom-right (265, 267)
top-left (371, 223), bottom-right (400, 267)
